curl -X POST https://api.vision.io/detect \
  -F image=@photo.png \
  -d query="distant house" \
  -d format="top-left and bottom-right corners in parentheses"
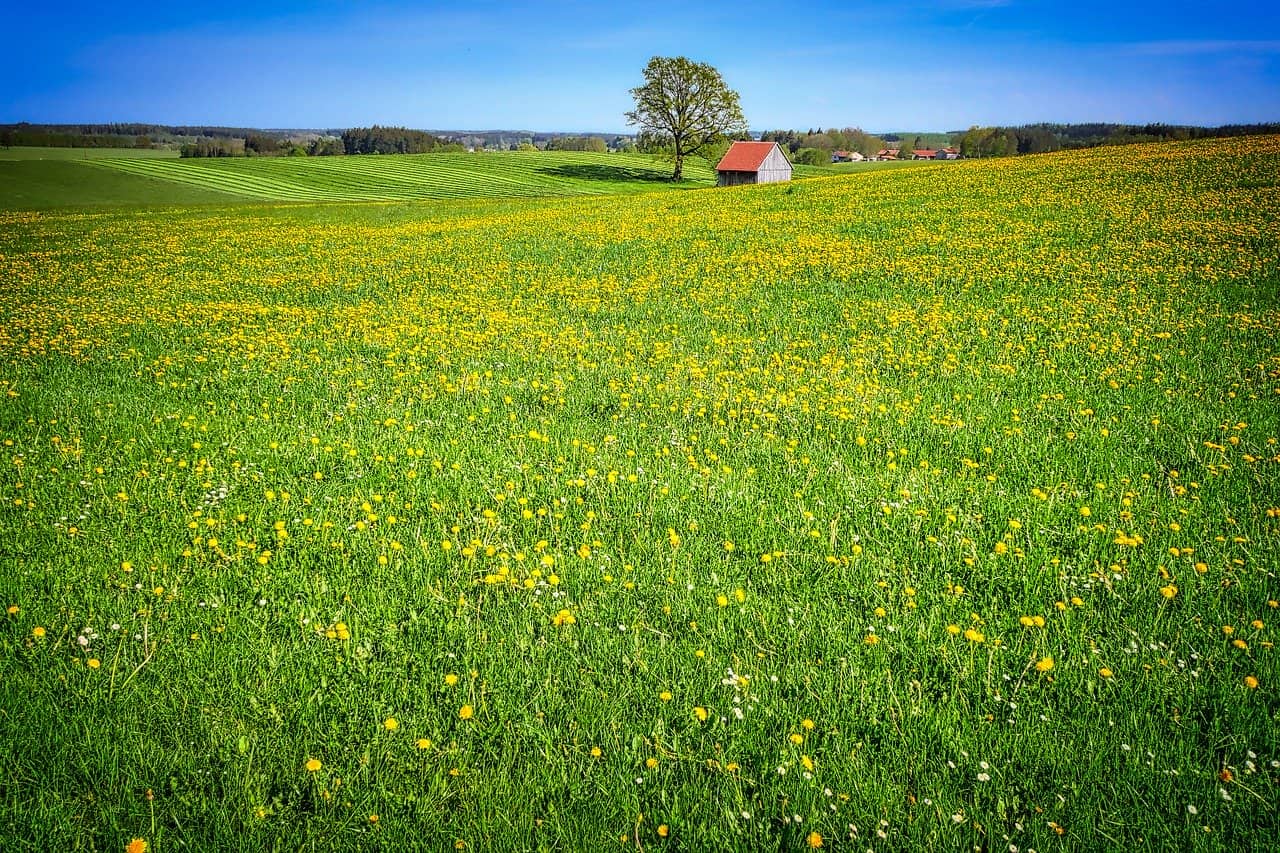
top-left (874, 149), bottom-right (899, 161)
top-left (935, 147), bottom-right (960, 160)
top-left (832, 150), bottom-right (864, 162)
top-left (716, 141), bottom-right (792, 186)
top-left (911, 149), bottom-right (937, 160)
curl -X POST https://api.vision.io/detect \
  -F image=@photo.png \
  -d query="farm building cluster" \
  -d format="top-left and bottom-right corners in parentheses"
top-left (715, 140), bottom-right (961, 186)
top-left (837, 146), bottom-right (961, 161)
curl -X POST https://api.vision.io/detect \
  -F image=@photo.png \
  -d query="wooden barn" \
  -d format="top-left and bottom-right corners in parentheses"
top-left (715, 141), bottom-right (792, 186)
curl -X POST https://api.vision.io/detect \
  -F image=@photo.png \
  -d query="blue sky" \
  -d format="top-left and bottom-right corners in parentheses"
top-left (4, 1), bottom-right (1278, 132)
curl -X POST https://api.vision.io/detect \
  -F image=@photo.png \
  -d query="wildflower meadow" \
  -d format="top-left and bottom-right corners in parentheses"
top-left (1, 136), bottom-right (1277, 850)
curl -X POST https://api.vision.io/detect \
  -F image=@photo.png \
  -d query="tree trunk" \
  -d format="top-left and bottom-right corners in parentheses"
top-left (671, 151), bottom-right (683, 182)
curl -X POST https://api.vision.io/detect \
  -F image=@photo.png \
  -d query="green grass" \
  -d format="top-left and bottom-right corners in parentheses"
top-left (0, 160), bottom-right (243, 209)
top-left (88, 150), bottom-right (721, 202)
top-left (0, 146), bottom-right (180, 160)
top-left (0, 136), bottom-right (1277, 851)
top-left (1, 147), bottom-right (910, 209)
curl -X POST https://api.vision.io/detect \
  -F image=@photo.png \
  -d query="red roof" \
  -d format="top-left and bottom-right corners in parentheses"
top-left (716, 141), bottom-right (784, 172)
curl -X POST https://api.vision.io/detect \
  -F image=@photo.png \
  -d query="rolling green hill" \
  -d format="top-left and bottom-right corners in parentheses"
top-left (0, 148), bottom-right (864, 209)
top-left (89, 150), bottom-right (721, 202)
top-left (0, 145), bottom-right (180, 160)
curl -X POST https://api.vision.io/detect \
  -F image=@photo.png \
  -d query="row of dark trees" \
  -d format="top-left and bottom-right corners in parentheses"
top-left (544, 136), bottom-right (608, 153)
top-left (760, 127), bottom-right (887, 159)
top-left (338, 126), bottom-right (464, 155)
top-left (0, 127), bottom-right (154, 149)
top-left (955, 122), bottom-right (1280, 158)
top-left (179, 138), bottom-right (246, 158)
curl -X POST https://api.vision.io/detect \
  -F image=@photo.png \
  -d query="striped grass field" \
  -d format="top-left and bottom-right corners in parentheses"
top-left (90, 150), bottom-right (723, 202)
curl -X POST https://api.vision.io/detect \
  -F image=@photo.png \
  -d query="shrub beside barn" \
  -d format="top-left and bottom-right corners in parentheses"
top-left (715, 141), bottom-right (792, 186)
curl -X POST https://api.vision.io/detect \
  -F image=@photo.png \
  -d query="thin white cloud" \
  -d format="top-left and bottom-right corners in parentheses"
top-left (938, 0), bottom-right (1014, 8)
top-left (1124, 39), bottom-right (1280, 56)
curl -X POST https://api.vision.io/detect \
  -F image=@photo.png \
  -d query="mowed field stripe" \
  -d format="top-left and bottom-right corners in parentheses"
top-left (91, 151), bottom-right (716, 202)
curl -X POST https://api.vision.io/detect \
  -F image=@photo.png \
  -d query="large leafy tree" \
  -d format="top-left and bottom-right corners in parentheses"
top-left (626, 56), bottom-right (748, 181)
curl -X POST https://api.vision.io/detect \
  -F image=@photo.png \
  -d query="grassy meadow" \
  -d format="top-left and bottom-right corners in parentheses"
top-left (1, 137), bottom-right (1278, 851)
top-left (89, 150), bottom-right (725, 202)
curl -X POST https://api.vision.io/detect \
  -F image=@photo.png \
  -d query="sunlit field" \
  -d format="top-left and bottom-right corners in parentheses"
top-left (90, 150), bottom-right (723, 201)
top-left (1, 136), bottom-right (1277, 851)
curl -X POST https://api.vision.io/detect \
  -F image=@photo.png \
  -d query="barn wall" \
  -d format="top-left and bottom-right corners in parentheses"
top-left (755, 146), bottom-right (792, 184)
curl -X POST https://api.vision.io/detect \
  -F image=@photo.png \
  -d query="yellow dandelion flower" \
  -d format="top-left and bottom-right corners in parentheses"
top-left (645, 757), bottom-right (659, 769)
top-left (659, 690), bottom-right (673, 702)
top-left (416, 738), bottom-right (432, 750)
top-left (305, 758), bottom-right (322, 772)
top-left (444, 672), bottom-right (459, 686)
top-left (126, 840), bottom-right (148, 853)
top-left (693, 706), bottom-right (709, 722)
top-left (459, 704), bottom-right (474, 720)
top-left (801, 718), bottom-right (815, 730)
top-left (1159, 584), bottom-right (1178, 599)
top-left (1099, 667), bottom-right (1114, 678)
top-left (1244, 676), bottom-right (1259, 689)
top-left (657, 824), bottom-right (669, 837)
top-left (33, 626), bottom-right (46, 638)
top-left (807, 830), bottom-right (824, 848)
top-left (590, 746), bottom-right (602, 758)
top-left (963, 627), bottom-right (985, 643)
top-left (1035, 657), bottom-right (1054, 672)
top-left (87, 658), bottom-right (101, 669)
top-left (383, 717), bottom-right (398, 731)
top-left (789, 733), bottom-right (804, 745)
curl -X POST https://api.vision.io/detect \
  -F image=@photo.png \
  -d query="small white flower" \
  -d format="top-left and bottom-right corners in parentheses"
top-left (1187, 805), bottom-right (1198, 815)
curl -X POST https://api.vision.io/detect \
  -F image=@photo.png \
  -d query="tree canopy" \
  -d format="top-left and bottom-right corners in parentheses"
top-left (625, 56), bottom-right (747, 181)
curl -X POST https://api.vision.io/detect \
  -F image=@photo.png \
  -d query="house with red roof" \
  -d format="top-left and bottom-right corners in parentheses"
top-left (715, 141), bottom-right (792, 186)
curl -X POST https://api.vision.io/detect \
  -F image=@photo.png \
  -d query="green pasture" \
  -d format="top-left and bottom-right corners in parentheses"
top-left (89, 150), bottom-right (722, 202)
top-left (0, 146), bottom-right (180, 160)
top-left (0, 136), bottom-right (1277, 851)
top-left (0, 147), bottom-right (882, 209)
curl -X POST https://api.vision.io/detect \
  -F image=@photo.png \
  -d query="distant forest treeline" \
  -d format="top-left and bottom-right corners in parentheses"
top-left (337, 126), bottom-right (463, 155)
top-left (4, 120), bottom-right (1278, 160)
top-left (718, 121), bottom-right (1280, 163)
top-left (951, 122), bottom-right (1280, 158)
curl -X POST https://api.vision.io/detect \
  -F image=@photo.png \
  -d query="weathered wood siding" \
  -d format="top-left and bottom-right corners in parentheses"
top-left (754, 145), bottom-right (792, 184)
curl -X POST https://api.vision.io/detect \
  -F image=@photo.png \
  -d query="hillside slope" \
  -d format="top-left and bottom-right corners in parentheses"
top-left (89, 150), bottom-right (720, 202)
